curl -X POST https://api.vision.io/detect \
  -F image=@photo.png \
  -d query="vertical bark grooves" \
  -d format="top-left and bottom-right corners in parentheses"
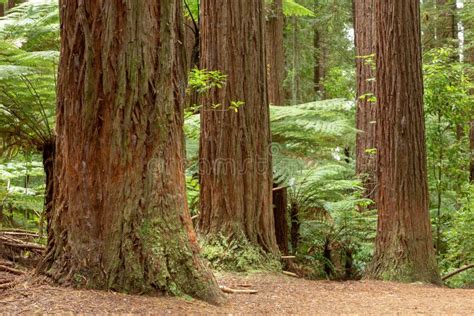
top-left (266, 0), bottom-right (285, 106)
top-left (37, 0), bottom-right (223, 304)
top-left (199, 0), bottom-right (278, 253)
top-left (354, 0), bottom-right (377, 203)
top-left (367, 0), bottom-right (441, 283)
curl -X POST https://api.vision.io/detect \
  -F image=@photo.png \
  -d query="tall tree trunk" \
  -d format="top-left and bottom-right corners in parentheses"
top-left (291, 16), bottom-right (299, 105)
top-left (437, 0), bottom-right (457, 47)
top-left (37, 0), bottom-right (223, 303)
top-left (354, 0), bottom-right (377, 204)
top-left (266, 0), bottom-right (285, 106)
top-left (199, 0), bottom-right (278, 253)
top-left (0, 3), bottom-right (4, 17)
top-left (366, 0), bottom-right (441, 284)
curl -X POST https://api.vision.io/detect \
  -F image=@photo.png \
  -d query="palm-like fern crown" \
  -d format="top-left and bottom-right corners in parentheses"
top-left (0, 0), bottom-right (58, 157)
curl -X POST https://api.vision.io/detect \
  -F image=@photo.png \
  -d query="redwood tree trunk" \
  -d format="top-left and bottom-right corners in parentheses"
top-left (37, 0), bottom-right (223, 303)
top-left (366, 0), bottom-right (441, 284)
top-left (199, 0), bottom-right (278, 253)
top-left (266, 0), bottom-right (285, 106)
top-left (0, 3), bottom-right (4, 17)
top-left (354, 0), bottom-right (377, 204)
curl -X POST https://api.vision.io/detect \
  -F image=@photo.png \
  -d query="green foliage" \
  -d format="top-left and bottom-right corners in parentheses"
top-left (0, 155), bottom-right (45, 230)
top-left (0, 0), bottom-right (59, 51)
top-left (423, 48), bottom-right (473, 264)
top-left (0, 40), bottom-right (57, 157)
top-left (200, 234), bottom-right (281, 272)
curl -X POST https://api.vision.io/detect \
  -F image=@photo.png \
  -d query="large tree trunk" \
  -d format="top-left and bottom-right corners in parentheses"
top-left (37, 0), bottom-right (223, 303)
top-left (266, 0), bottom-right (285, 106)
top-left (199, 0), bottom-right (278, 253)
top-left (366, 0), bottom-right (441, 284)
top-left (354, 0), bottom-right (377, 204)
top-left (0, 3), bottom-right (4, 17)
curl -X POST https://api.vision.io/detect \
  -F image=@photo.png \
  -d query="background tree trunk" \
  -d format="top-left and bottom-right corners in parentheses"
top-left (37, 0), bottom-right (223, 303)
top-left (367, 0), bottom-right (441, 284)
top-left (0, 3), bottom-right (4, 17)
top-left (266, 0), bottom-right (285, 106)
top-left (7, 0), bottom-right (14, 10)
top-left (354, 0), bottom-right (377, 204)
top-left (436, 0), bottom-right (457, 47)
top-left (199, 0), bottom-right (278, 253)
top-left (273, 186), bottom-right (289, 255)
top-left (41, 139), bottom-right (54, 238)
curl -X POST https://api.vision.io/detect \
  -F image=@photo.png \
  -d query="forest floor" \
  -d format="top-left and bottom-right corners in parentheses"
top-left (1, 271), bottom-right (473, 314)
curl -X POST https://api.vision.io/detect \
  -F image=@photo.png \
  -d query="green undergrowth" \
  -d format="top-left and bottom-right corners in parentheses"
top-left (199, 234), bottom-right (281, 273)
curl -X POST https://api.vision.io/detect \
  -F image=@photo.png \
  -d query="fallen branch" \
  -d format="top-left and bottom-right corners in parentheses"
top-left (0, 282), bottom-right (15, 290)
top-left (0, 265), bottom-right (25, 275)
top-left (219, 285), bottom-right (258, 294)
top-left (282, 271), bottom-right (298, 278)
top-left (0, 231), bottom-right (39, 238)
top-left (442, 264), bottom-right (474, 281)
top-left (281, 256), bottom-right (296, 260)
top-left (0, 235), bottom-right (45, 252)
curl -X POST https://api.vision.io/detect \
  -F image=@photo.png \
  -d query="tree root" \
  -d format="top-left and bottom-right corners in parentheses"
top-left (219, 285), bottom-right (258, 294)
top-left (0, 265), bottom-right (25, 275)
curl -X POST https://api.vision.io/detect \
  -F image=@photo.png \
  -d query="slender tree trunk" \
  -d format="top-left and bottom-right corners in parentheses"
top-left (291, 16), bottom-right (299, 105)
top-left (437, 0), bottom-right (457, 47)
top-left (41, 139), bottom-right (55, 238)
top-left (7, 0), bottom-right (14, 10)
top-left (37, 0), bottom-right (223, 303)
top-left (0, 3), bottom-right (4, 17)
top-left (266, 0), bottom-right (285, 106)
top-left (273, 186), bottom-right (289, 255)
top-left (289, 202), bottom-right (300, 252)
top-left (199, 0), bottom-right (278, 253)
top-left (354, 0), bottom-right (377, 204)
top-left (366, 0), bottom-right (441, 284)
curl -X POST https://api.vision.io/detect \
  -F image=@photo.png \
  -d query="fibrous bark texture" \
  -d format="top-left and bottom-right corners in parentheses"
top-left (37, 0), bottom-right (223, 304)
top-left (354, 0), bottom-right (377, 203)
top-left (199, 0), bottom-right (278, 253)
top-left (366, 0), bottom-right (441, 284)
top-left (266, 0), bottom-right (285, 106)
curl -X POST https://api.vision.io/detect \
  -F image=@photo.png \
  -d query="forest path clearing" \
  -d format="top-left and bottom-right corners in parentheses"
top-left (1, 272), bottom-right (473, 314)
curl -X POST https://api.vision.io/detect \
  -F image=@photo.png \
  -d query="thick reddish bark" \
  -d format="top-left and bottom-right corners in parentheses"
top-left (266, 0), bottom-right (285, 106)
top-left (354, 0), bottom-right (377, 203)
top-left (366, 0), bottom-right (441, 284)
top-left (199, 0), bottom-right (278, 253)
top-left (0, 4), bottom-right (4, 17)
top-left (37, 0), bottom-right (223, 303)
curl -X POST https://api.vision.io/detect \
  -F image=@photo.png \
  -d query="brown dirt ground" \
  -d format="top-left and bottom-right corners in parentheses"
top-left (1, 271), bottom-right (473, 314)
